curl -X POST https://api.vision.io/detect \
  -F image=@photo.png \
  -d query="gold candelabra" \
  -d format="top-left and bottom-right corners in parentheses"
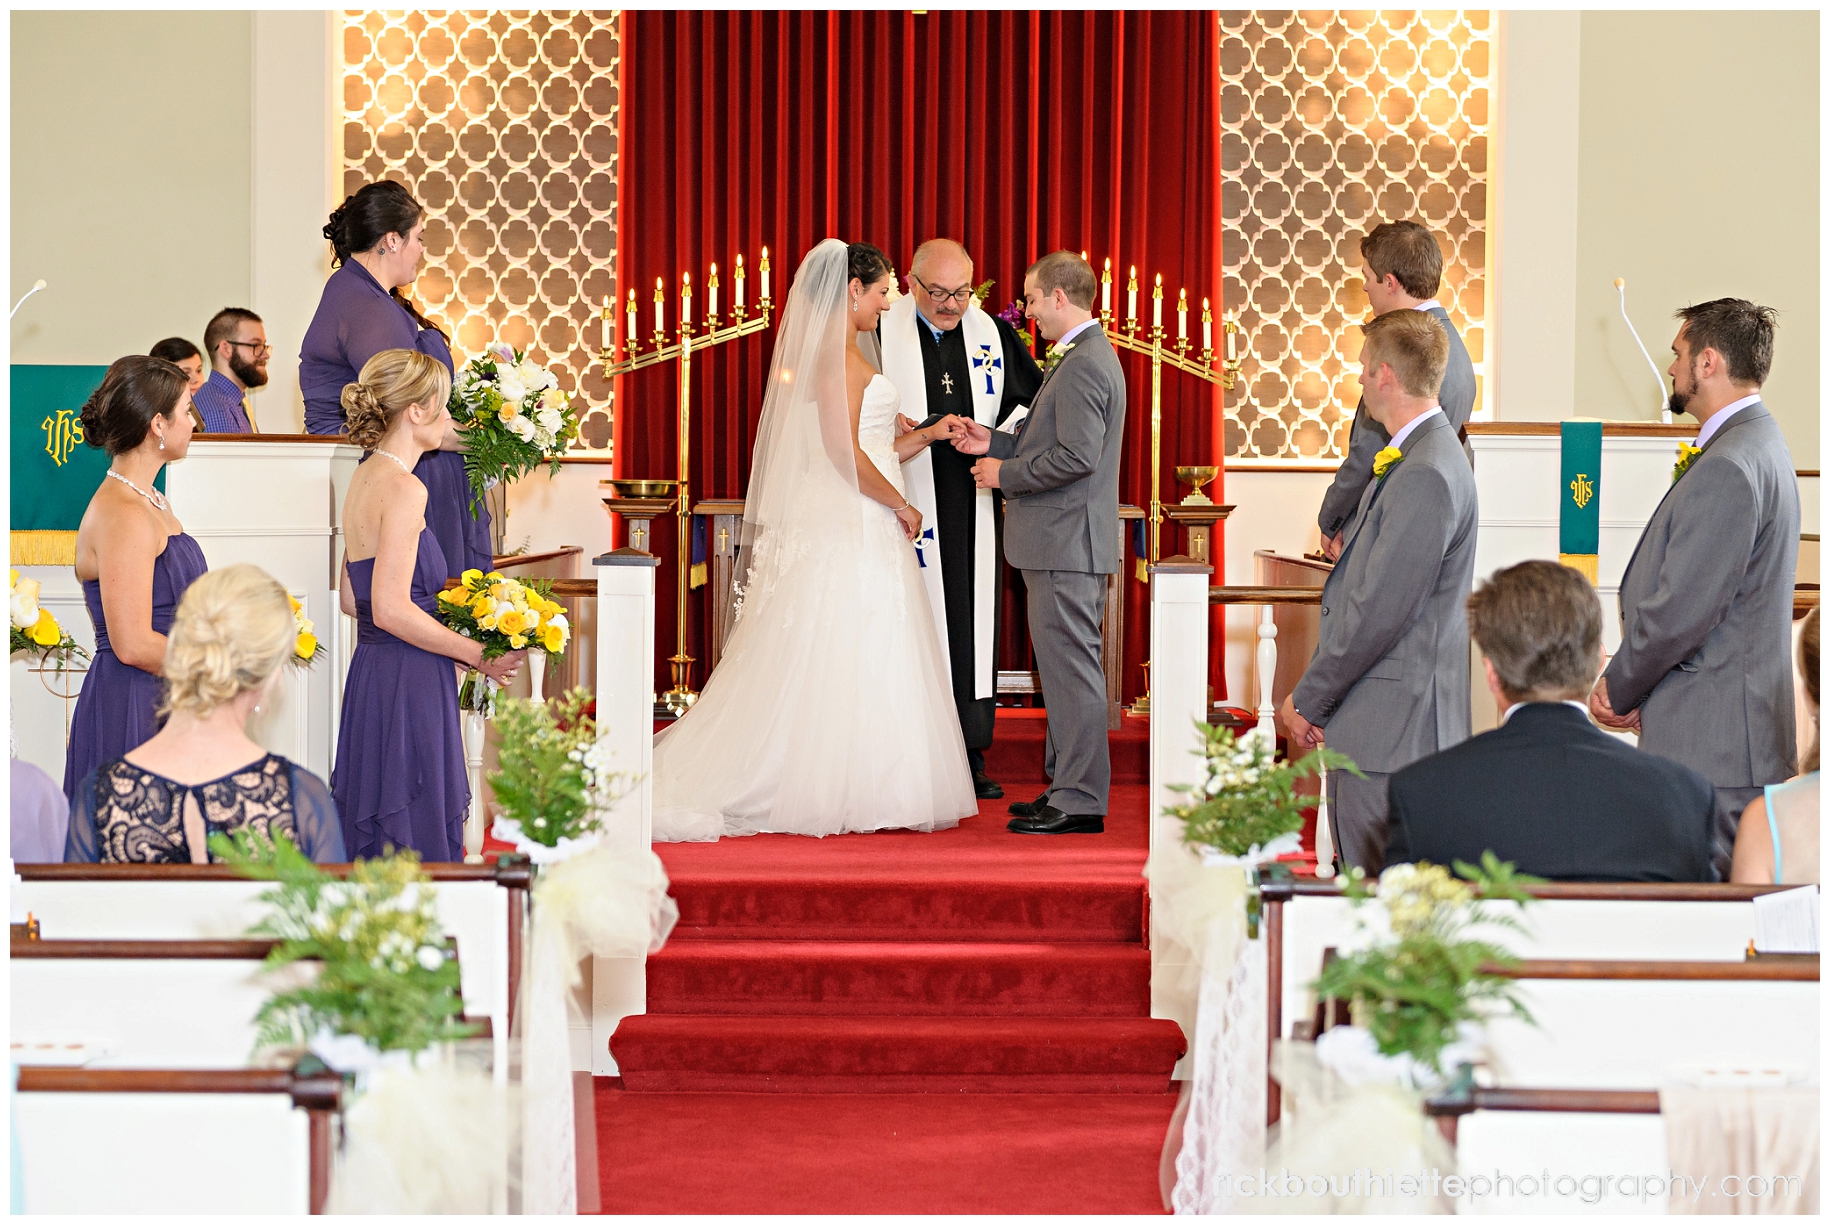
top-left (1091, 256), bottom-right (1243, 568)
top-left (599, 248), bottom-right (775, 715)
top-left (1086, 255), bottom-right (1245, 715)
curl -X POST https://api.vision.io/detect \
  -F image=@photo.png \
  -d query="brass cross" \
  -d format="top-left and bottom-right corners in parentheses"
top-left (717, 526), bottom-right (730, 552)
top-left (631, 521), bottom-right (648, 551)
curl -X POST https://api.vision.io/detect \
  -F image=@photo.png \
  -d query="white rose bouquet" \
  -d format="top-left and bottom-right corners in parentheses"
top-left (448, 342), bottom-right (581, 512)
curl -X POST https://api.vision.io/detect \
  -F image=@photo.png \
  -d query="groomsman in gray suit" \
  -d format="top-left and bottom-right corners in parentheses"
top-left (1317, 220), bottom-right (1477, 560)
top-left (954, 251), bottom-right (1125, 834)
top-left (1592, 299), bottom-right (1799, 870)
top-left (1280, 310), bottom-right (1479, 872)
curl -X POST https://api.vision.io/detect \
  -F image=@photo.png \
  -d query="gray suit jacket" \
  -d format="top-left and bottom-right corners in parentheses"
top-left (1601, 403), bottom-right (1799, 788)
top-left (1292, 412), bottom-right (1478, 774)
top-left (987, 323), bottom-right (1126, 574)
top-left (1317, 305), bottom-right (1476, 537)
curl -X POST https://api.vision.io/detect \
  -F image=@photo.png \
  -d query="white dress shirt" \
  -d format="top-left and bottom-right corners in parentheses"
top-left (1386, 404), bottom-right (1444, 453)
top-left (1692, 391), bottom-right (1762, 449)
top-left (1053, 317), bottom-right (1100, 350)
top-left (1502, 699), bottom-right (1592, 724)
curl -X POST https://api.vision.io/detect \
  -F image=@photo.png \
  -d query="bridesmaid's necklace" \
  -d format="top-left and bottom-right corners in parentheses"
top-left (105, 469), bottom-right (168, 511)
top-left (373, 449), bottom-right (413, 474)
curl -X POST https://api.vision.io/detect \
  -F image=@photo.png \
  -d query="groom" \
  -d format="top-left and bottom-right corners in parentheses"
top-left (955, 251), bottom-right (1126, 834)
top-left (880, 239), bottom-right (1043, 800)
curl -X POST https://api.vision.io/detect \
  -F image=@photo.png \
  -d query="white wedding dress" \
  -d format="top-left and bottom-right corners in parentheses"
top-left (650, 373), bottom-right (977, 841)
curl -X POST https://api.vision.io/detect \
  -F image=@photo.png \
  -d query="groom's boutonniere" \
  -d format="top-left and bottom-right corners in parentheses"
top-left (1372, 445), bottom-right (1404, 481)
top-left (1044, 342), bottom-right (1076, 376)
top-left (1672, 442), bottom-right (1703, 483)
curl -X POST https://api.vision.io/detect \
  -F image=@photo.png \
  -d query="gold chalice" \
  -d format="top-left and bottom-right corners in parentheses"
top-left (1175, 465), bottom-right (1219, 505)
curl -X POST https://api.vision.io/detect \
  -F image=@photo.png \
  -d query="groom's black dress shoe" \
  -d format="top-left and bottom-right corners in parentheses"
top-left (1007, 806), bottom-right (1105, 835)
top-left (973, 771), bottom-right (1004, 800)
top-left (1008, 790), bottom-right (1050, 818)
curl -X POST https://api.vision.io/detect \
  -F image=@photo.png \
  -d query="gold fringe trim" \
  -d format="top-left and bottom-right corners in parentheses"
top-left (11, 531), bottom-right (77, 567)
top-left (1559, 553), bottom-right (1599, 584)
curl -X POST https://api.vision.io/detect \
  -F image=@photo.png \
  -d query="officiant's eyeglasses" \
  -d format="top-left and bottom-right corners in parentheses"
top-left (911, 275), bottom-right (973, 306)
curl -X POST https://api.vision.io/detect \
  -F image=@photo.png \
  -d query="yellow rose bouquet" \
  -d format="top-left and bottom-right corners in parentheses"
top-left (435, 568), bottom-right (571, 715)
top-left (9, 569), bottom-right (89, 668)
top-left (288, 594), bottom-right (321, 668)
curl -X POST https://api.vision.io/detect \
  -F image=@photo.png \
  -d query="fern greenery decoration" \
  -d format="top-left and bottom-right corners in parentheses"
top-left (489, 687), bottom-right (634, 849)
top-left (211, 828), bottom-right (480, 1056)
top-left (1163, 721), bottom-right (1361, 857)
top-left (1313, 853), bottom-right (1540, 1074)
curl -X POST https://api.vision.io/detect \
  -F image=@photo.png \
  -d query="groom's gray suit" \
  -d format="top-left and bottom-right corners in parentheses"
top-left (1290, 411), bottom-right (1478, 871)
top-left (988, 323), bottom-right (1126, 815)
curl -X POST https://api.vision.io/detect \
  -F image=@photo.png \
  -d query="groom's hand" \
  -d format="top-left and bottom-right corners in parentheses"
top-left (971, 457), bottom-right (1002, 489)
top-left (953, 418), bottom-right (992, 455)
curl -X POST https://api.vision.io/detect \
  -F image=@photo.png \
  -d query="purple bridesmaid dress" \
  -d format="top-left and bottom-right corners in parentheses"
top-left (62, 533), bottom-right (209, 803)
top-left (298, 260), bottom-right (493, 578)
top-left (332, 526), bottom-right (468, 861)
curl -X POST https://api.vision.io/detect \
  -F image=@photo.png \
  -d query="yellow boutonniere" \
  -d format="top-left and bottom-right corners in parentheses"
top-left (1672, 442), bottom-right (1703, 483)
top-left (1373, 445), bottom-right (1404, 480)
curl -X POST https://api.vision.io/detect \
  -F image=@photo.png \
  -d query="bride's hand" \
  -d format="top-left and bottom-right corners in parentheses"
top-left (894, 503), bottom-right (922, 541)
top-left (928, 414), bottom-right (965, 442)
top-left (895, 413), bottom-right (920, 438)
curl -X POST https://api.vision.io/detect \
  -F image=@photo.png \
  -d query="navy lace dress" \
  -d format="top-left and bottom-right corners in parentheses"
top-left (66, 753), bottom-right (346, 863)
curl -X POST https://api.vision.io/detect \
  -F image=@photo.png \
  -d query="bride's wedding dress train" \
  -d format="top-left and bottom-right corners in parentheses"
top-left (650, 373), bottom-right (977, 842)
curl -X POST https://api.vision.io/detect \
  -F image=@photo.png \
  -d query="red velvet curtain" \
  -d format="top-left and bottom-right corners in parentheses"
top-left (619, 11), bottom-right (1226, 704)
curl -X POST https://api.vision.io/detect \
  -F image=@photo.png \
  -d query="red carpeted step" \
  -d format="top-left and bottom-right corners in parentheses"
top-left (667, 874), bottom-right (1146, 943)
top-left (981, 711), bottom-right (1149, 785)
top-left (646, 940), bottom-right (1151, 1017)
top-left (610, 1014), bottom-right (1186, 1093)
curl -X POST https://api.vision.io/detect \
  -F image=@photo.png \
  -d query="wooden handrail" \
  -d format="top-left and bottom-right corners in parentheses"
top-left (1260, 879), bottom-right (1800, 903)
top-left (11, 938), bottom-right (279, 960)
top-left (1210, 585), bottom-right (1322, 605)
top-left (17, 1063), bottom-right (343, 1213)
top-left (489, 546), bottom-right (583, 572)
top-left (1493, 958), bottom-right (1817, 982)
top-left (17, 861), bottom-right (533, 888)
top-left (441, 575), bottom-right (598, 598)
top-left (1425, 1087), bottom-right (1662, 1118)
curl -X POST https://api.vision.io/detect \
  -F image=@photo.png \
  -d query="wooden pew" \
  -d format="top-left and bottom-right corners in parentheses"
top-left (15, 1062), bottom-right (341, 1214)
top-left (14, 860), bottom-right (528, 1078)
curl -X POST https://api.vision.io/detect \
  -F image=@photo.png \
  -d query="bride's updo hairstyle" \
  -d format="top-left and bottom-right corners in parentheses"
top-left (160, 564), bottom-right (295, 719)
top-left (79, 355), bottom-right (189, 456)
top-left (848, 242), bottom-right (892, 287)
top-left (341, 349), bottom-right (451, 450)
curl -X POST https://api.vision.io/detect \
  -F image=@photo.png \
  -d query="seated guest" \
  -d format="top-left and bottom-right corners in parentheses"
top-left (11, 757), bottom-right (69, 864)
top-left (191, 308), bottom-right (269, 433)
top-left (66, 564), bottom-right (345, 863)
top-left (1732, 608), bottom-right (1819, 884)
top-left (1384, 560), bottom-right (1718, 882)
top-left (149, 337), bottom-right (206, 431)
top-left (64, 355), bottom-right (209, 802)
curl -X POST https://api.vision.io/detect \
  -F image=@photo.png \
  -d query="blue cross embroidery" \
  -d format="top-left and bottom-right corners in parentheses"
top-left (972, 344), bottom-right (1001, 395)
top-left (914, 525), bottom-right (936, 566)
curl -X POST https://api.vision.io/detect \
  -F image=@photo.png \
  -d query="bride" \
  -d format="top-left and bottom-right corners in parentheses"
top-left (650, 239), bottom-right (979, 842)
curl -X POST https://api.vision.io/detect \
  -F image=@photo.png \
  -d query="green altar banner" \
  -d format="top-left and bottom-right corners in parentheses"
top-left (10, 364), bottom-right (164, 566)
top-left (1558, 419), bottom-right (1602, 584)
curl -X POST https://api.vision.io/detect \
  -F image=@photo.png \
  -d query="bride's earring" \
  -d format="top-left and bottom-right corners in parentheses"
top-left (851, 299), bottom-right (858, 312)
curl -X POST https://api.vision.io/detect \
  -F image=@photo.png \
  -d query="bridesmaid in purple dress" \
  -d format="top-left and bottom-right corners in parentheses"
top-left (299, 179), bottom-right (492, 579)
top-left (63, 356), bottom-right (210, 801)
top-left (333, 350), bottom-right (524, 861)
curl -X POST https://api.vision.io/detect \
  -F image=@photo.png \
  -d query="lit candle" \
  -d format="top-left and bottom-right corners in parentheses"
top-left (1102, 259), bottom-right (1112, 314)
top-left (682, 272), bottom-right (692, 329)
top-left (760, 246), bottom-right (771, 302)
top-left (735, 254), bottom-right (746, 309)
top-left (708, 263), bottom-right (719, 320)
top-left (1127, 266), bottom-right (1138, 322)
top-left (601, 295), bottom-right (610, 353)
top-left (1177, 289), bottom-right (1187, 341)
top-left (627, 289), bottom-right (637, 350)
top-left (1225, 314), bottom-right (1237, 363)
top-left (653, 278), bottom-right (664, 336)
top-left (1202, 298), bottom-right (1212, 353)
top-left (1152, 274), bottom-right (1163, 330)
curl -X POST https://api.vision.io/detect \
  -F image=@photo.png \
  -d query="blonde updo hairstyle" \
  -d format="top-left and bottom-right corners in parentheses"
top-left (341, 348), bottom-right (451, 450)
top-left (160, 564), bottom-right (296, 720)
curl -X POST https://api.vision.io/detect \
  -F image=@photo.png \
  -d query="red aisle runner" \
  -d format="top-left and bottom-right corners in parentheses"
top-left (593, 713), bottom-right (1181, 1214)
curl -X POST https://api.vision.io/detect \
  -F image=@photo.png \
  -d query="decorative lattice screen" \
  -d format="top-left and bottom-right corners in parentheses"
top-left (1220, 11), bottom-right (1491, 463)
top-left (341, 9), bottom-right (620, 452)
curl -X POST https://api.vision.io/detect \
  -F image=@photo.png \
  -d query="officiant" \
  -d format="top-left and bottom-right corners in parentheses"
top-left (879, 239), bottom-right (1043, 800)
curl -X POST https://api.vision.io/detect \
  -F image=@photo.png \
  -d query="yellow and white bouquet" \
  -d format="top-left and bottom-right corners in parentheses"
top-left (10, 569), bottom-right (88, 668)
top-left (435, 568), bottom-right (571, 715)
top-left (449, 342), bottom-right (580, 513)
top-left (288, 594), bottom-right (320, 667)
